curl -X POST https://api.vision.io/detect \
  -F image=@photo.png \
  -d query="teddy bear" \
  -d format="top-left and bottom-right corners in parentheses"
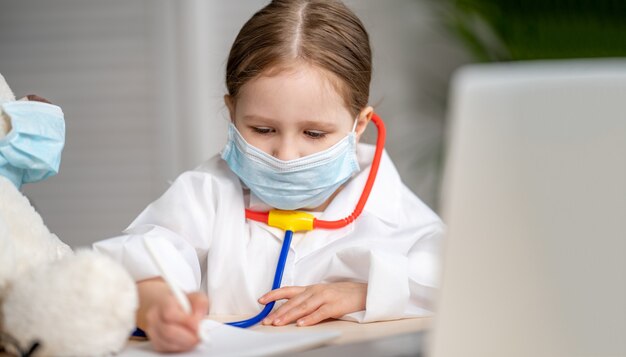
top-left (0, 72), bottom-right (138, 356)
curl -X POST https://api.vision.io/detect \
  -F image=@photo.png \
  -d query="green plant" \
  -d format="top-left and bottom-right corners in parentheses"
top-left (441, 0), bottom-right (626, 61)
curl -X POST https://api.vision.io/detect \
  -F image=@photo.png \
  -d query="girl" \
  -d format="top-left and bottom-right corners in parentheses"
top-left (94, 0), bottom-right (443, 352)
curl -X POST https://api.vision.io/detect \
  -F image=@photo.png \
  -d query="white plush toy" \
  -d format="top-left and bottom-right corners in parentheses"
top-left (0, 73), bottom-right (138, 356)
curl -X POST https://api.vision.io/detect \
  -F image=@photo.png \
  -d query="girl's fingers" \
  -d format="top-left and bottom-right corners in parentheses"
top-left (159, 302), bottom-right (185, 324)
top-left (160, 296), bottom-right (189, 325)
top-left (262, 290), bottom-right (311, 325)
top-left (150, 322), bottom-right (199, 353)
top-left (160, 295), bottom-right (202, 334)
top-left (161, 323), bottom-right (200, 346)
top-left (259, 286), bottom-right (306, 304)
top-left (296, 304), bottom-right (336, 327)
top-left (273, 294), bottom-right (325, 326)
top-left (147, 291), bottom-right (209, 353)
top-left (188, 292), bottom-right (210, 320)
top-left (150, 329), bottom-right (182, 353)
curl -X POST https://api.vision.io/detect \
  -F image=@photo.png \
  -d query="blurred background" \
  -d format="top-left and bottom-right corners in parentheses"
top-left (1, 0), bottom-right (624, 248)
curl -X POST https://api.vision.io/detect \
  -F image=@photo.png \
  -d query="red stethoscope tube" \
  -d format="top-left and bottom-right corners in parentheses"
top-left (244, 113), bottom-right (386, 229)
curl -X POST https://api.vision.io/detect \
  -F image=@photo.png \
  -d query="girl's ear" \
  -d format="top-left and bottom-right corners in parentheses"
top-left (224, 95), bottom-right (236, 123)
top-left (355, 105), bottom-right (374, 141)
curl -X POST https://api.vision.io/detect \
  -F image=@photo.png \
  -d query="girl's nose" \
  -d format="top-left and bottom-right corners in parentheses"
top-left (272, 138), bottom-right (299, 161)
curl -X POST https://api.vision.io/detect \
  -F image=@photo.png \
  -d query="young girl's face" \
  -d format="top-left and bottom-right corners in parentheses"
top-left (225, 64), bottom-right (371, 160)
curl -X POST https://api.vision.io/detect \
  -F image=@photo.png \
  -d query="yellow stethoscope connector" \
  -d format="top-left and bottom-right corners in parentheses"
top-left (267, 209), bottom-right (315, 232)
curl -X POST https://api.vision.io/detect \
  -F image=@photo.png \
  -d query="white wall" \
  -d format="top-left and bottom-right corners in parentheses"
top-left (347, 0), bottom-right (469, 207)
top-left (0, 0), bottom-right (467, 248)
top-left (0, 0), bottom-right (166, 248)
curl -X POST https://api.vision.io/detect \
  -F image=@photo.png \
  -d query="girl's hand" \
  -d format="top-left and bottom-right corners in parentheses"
top-left (144, 292), bottom-right (209, 352)
top-left (259, 282), bottom-right (367, 327)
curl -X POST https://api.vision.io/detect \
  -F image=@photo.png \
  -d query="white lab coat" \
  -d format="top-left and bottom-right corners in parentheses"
top-left (93, 143), bottom-right (443, 323)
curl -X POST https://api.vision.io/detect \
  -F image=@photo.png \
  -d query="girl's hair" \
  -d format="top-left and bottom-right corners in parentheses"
top-left (226, 0), bottom-right (372, 117)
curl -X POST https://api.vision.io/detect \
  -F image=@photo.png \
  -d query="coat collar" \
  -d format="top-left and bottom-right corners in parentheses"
top-left (321, 143), bottom-right (402, 227)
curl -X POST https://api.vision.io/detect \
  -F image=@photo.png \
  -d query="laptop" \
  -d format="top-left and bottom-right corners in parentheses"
top-left (430, 60), bottom-right (626, 357)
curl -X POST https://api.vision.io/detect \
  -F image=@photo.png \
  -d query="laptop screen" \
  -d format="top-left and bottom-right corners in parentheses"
top-left (432, 60), bottom-right (626, 357)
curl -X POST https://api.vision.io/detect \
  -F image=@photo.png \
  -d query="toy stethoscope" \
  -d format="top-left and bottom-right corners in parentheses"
top-left (133, 113), bottom-right (385, 336)
top-left (225, 113), bottom-right (386, 328)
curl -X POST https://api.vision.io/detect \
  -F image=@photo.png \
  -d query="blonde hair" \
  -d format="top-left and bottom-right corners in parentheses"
top-left (226, 0), bottom-right (372, 117)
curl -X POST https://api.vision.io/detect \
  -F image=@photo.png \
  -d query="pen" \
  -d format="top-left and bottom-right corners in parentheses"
top-left (142, 238), bottom-right (192, 314)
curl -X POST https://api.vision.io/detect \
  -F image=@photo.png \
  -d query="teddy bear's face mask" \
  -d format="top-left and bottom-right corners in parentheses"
top-left (0, 100), bottom-right (65, 189)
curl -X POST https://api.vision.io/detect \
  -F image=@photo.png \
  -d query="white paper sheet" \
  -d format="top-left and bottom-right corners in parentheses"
top-left (119, 320), bottom-right (340, 357)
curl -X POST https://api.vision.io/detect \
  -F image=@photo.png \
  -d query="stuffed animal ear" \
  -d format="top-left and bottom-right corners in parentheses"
top-left (0, 73), bottom-right (15, 104)
top-left (0, 73), bottom-right (16, 138)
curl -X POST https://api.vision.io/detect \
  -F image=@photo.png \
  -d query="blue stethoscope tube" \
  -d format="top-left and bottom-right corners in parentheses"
top-left (131, 229), bottom-right (293, 337)
top-left (226, 229), bottom-right (293, 328)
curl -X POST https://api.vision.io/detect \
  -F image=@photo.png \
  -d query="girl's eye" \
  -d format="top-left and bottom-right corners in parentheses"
top-left (252, 127), bottom-right (274, 135)
top-left (304, 130), bottom-right (326, 139)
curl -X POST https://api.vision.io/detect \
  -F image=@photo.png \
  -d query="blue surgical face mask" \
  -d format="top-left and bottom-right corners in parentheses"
top-left (221, 121), bottom-right (360, 210)
top-left (0, 101), bottom-right (65, 189)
